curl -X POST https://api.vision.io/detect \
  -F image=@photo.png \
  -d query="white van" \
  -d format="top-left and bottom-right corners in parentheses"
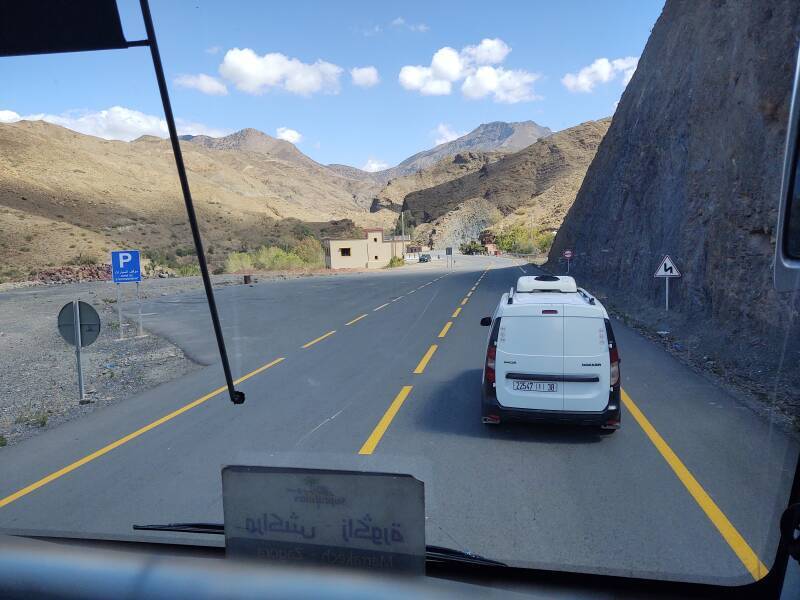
top-left (479, 275), bottom-right (621, 431)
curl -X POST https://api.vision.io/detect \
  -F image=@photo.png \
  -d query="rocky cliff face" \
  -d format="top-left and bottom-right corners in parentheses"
top-left (549, 0), bottom-right (800, 419)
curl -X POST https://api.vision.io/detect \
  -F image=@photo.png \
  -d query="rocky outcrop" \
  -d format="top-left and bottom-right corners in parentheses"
top-left (548, 0), bottom-right (800, 419)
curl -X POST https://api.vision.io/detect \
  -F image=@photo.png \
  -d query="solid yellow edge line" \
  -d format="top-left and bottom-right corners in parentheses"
top-left (0, 357), bottom-right (286, 510)
top-left (358, 385), bottom-right (413, 455)
top-left (346, 314), bottom-right (368, 326)
top-left (621, 389), bottom-right (767, 580)
top-left (452, 307), bottom-right (462, 318)
top-left (437, 322), bottom-right (453, 338)
top-left (413, 344), bottom-right (438, 374)
top-left (301, 330), bottom-right (336, 349)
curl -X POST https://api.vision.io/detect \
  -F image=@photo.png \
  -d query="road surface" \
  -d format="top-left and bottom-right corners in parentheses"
top-left (0, 255), bottom-right (796, 585)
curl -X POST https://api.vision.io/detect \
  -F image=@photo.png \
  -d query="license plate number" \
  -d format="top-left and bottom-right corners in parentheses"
top-left (512, 380), bottom-right (558, 392)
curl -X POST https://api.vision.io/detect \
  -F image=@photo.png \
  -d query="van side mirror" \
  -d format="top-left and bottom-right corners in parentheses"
top-left (775, 45), bottom-right (800, 292)
top-left (480, 317), bottom-right (492, 326)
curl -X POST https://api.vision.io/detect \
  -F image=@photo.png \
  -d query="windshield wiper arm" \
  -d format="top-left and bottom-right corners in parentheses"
top-left (132, 523), bottom-right (507, 567)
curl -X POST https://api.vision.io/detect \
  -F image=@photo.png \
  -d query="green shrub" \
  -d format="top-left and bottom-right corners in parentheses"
top-left (534, 231), bottom-right (556, 253)
top-left (0, 435), bottom-right (6, 447)
top-left (387, 256), bottom-right (405, 268)
top-left (175, 264), bottom-right (201, 277)
top-left (67, 253), bottom-right (98, 266)
top-left (224, 252), bottom-right (254, 273)
top-left (293, 237), bottom-right (324, 267)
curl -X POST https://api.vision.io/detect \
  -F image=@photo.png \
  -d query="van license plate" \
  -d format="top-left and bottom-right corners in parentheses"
top-left (512, 381), bottom-right (558, 392)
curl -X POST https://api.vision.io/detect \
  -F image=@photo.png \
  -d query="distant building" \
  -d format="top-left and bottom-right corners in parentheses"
top-left (323, 229), bottom-right (410, 269)
top-left (484, 242), bottom-right (499, 255)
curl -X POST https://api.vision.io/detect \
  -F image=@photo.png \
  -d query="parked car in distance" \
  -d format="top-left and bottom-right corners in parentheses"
top-left (480, 275), bottom-right (621, 432)
top-left (419, 254), bottom-right (431, 263)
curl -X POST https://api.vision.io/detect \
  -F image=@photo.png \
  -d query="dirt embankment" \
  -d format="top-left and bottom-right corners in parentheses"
top-left (548, 0), bottom-right (800, 422)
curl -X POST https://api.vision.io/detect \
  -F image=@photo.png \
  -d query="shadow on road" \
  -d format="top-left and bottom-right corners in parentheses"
top-left (416, 368), bottom-right (606, 445)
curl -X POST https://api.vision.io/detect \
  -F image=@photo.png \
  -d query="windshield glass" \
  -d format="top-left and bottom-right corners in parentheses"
top-left (1, 0), bottom-right (799, 588)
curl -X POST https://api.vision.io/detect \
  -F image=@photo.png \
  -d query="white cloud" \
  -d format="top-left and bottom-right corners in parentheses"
top-left (219, 48), bottom-right (343, 96)
top-left (390, 16), bottom-right (428, 32)
top-left (362, 158), bottom-right (389, 172)
top-left (462, 38), bottom-right (510, 65)
top-left (205, 46), bottom-right (221, 55)
top-left (399, 38), bottom-right (539, 103)
top-left (561, 56), bottom-right (639, 93)
top-left (350, 66), bottom-right (380, 88)
top-left (0, 106), bottom-right (227, 141)
top-left (276, 127), bottom-right (302, 143)
top-left (174, 73), bottom-right (228, 96)
top-left (433, 123), bottom-right (464, 145)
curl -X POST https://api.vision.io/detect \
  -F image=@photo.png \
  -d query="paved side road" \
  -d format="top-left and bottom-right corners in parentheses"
top-left (0, 255), bottom-right (795, 586)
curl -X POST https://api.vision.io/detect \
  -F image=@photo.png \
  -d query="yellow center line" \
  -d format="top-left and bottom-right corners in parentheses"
top-left (452, 307), bottom-right (462, 318)
top-left (0, 356), bottom-right (286, 510)
top-left (460, 297), bottom-right (469, 306)
top-left (413, 344), bottom-right (438, 374)
top-left (373, 303), bottom-right (389, 311)
top-left (622, 389), bottom-right (767, 580)
top-left (437, 322), bottom-right (453, 338)
top-left (358, 386), bottom-right (413, 455)
top-left (301, 330), bottom-right (336, 348)
top-left (345, 314), bottom-right (368, 326)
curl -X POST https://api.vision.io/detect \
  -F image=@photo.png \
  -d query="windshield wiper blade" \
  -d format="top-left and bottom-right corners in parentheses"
top-left (425, 544), bottom-right (507, 567)
top-left (132, 523), bottom-right (507, 567)
top-left (133, 522), bottom-right (224, 535)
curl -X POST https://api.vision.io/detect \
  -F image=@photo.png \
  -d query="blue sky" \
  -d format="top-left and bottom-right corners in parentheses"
top-left (0, 0), bottom-right (663, 170)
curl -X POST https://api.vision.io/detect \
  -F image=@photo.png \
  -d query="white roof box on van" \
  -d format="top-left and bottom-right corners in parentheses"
top-left (516, 275), bottom-right (577, 293)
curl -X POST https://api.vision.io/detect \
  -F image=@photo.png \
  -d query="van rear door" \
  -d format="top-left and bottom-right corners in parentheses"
top-left (495, 307), bottom-right (564, 411)
top-left (562, 305), bottom-right (610, 412)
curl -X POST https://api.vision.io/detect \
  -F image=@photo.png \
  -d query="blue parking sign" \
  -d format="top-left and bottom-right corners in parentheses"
top-left (111, 250), bottom-right (141, 283)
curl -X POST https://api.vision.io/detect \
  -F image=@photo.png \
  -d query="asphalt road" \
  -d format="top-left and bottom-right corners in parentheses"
top-left (0, 255), bottom-right (796, 585)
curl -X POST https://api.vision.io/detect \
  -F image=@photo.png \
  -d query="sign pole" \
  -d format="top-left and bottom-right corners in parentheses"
top-left (73, 300), bottom-right (85, 401)
top-left (136, 281), bottom-right (144, 337)
top-left (116, 283), bottom-right (124, 340)
top-left (665, 277), bottom-right (670, 312)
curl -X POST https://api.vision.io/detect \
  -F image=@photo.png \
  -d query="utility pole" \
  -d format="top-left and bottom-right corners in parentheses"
top-left (401, 211), bottom-right (405, 256)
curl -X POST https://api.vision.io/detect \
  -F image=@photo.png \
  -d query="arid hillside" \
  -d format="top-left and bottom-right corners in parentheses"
top-left (400, 118), bottom-right (610, 248)
top-left (0, 121), bottom-right (388, 277)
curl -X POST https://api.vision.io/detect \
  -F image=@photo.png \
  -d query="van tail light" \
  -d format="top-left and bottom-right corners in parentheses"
top-left (609, 344), bottom-right (620, 387)
top-left (486, 345), bottom-right (496, 384)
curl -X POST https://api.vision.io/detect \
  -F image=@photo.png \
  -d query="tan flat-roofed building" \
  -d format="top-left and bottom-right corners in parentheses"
top-left (324, 229), bottom-right (410, 269)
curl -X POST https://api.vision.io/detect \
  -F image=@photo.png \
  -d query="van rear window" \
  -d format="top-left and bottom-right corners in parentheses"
top-left (498, 315), bottom-right (563, 356)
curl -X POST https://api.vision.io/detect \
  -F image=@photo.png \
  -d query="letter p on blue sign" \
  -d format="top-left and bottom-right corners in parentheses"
top-left (112, 250), bottom-right (141, 283)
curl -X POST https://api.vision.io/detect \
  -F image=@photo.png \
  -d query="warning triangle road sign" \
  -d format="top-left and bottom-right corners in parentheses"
top-left (654, 255), bottom-right (681, 278)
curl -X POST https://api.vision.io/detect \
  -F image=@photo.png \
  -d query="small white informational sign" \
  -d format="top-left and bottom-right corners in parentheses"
top-left (222, 466), bottom-right (425, 573)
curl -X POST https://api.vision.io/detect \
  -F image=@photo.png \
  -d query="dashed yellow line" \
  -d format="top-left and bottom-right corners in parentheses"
top-left (622, 390), bottom-right (767, 580)
top-left (358, 386), bottom-right (413, 455)
top-left (302, 330), bottom-right (336, 348)
top-left (460, 297), bottom-right (469, 306)
top-left (0, 356), bottom-right (286, 510)
top-left (452, 307), bottom-right (462, 318)
top-left (413, 344), bottom-right (438, 374)
top-left (345, 314), bottom-right (368, 326)
top-left (437, 322), bottom-right (453, 338)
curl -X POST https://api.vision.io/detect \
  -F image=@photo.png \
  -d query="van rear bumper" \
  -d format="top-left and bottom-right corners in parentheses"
top-left (482, 386), bottom-right (621, 427)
